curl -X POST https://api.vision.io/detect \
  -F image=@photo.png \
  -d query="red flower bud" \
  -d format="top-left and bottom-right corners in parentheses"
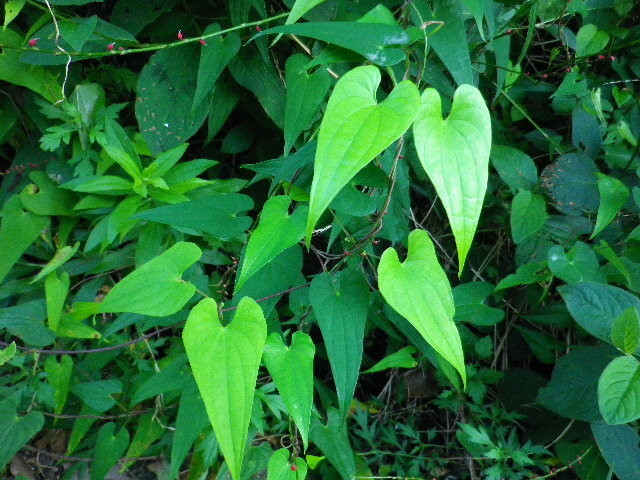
top-left (566, 67), bottom-right (571, 72)
top-left (290, 465), bottom-right (298, 471)
top-left (598, 55), bottom-right (605, 60)
top-left (506, 29), bottom-right (512, 34)
top-left (610, 56), bottom-right (615, 61)
top-left (199, 38), bottom-right (207, 45)
top-left (119, 46), bottom-right (124, 51)
top-left (542, 73), bottom-right (548, 79)
top-left (107, 43), bottom-right (115, 51)
top-left (178, 30), bottom-right (183, 40)
top-left (255, 25), bottom-right (261, 32)
top-left (29, 38), bottom-right (38, 47)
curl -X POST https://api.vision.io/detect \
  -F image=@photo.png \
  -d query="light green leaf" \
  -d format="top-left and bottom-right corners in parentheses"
top-left (576, 24), bottom-right (609, 57)
top-left (286, 0), bottom-right (326, 25)
top-left (611, 307), bottom-right (640, 355)
top-left (3, 0), bottom-right (26, 29)
top-left (309, 269), bottom-right (369, 418)
top-left (61, 175), bottom-right (134, 195)
top-left (378, 230), bottom-right (466, 387)
top-left (91, 423), bottom-right (129, 480)
top-left (511, 191), bottom-right (548, 244)
top-left (236, 196), bottom-right (307, 292)
top-left (183, 297), bottom-right (267, 480)
top-left (99, 242), bottom-right (201, 316)
top-left (592, 173), bottom-right (629, 238)
top-left (263, 332), bottom-right (314, 451)
top-left (598, 355), bottom-right (640, 424)
top-left (45, 355), bottom-right (73, 415)
top-left (284, 54), bottom-right (331, 154)
top-left (32, 243), bottom-right (79, 284)
top-left (364, 346), bottom-right (418, 373)
top-left (267, 448), bottom-right (308, 480)
top-left (306, 66), bottom-right (419, 241)
top-left (413, 85), bottom-right (491, 274)
top-left (192, 24), bottom-right (240, 112)
top-left (0, 342), bottom-right (16, 366)
top-left (0, 195), bottom-right (49, 285)
top-left (44, 271), bottom-right (69, 332)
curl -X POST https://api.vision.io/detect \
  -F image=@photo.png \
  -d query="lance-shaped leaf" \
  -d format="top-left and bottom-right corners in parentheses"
top-left (309, 269), bottom-right (369, 418)
top-left (413, 85), bottom-right (491, 275)
top-left (378, 230), bottom-right (466, 387)
top-left (309, 409), bottom-right (356, 480)
top-left (45, 355), bottom-right (73, 415)
top-left (267, 448), bottom-right (308, 480)
top-left (192, 24), bottom-right (240, 112)
top-left (99, 242), bottom-right (201, 316)
top-left (236, 196), bottom-right (307, 292)
top-left (284, 54), bottom-right (331, 154)
top-left (257, 23), bottom-right (410, 67)
top-left (45, 271), bottom-right (69, 332)
top-left (592, 173), bottom-right (629, 238)
top-left (263, 332), bottom-right (315, 451)
top-left (183, 297), bottom-right (267, 480)
top-left (306, 66), bottom-right (419, 242)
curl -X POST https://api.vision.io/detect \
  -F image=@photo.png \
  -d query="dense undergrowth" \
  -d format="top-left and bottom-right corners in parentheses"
top-left (1, 0), bottom-right (640, 479)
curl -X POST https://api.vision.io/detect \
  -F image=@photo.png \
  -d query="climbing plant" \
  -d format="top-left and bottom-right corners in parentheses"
top-left (1, 0), bottom-right (640, 479)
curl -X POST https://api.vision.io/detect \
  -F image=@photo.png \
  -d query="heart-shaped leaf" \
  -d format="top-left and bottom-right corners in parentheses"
top-left (236, 196), bottom-right (307, 292)
top-left (91, 423), bottom-right (129, 480)
top-left (306, 66), bottom-right (420, 242)
top-left (45, 355), bottom-right (73, 415)
top-left (267, 448), bottom-right (308, 480)
top-left (183, 297), bottom-right (267, 480)
top-left (309, 269), bottom-right (369, 418)
top-left (263, 332), bottom-right (315, 451)
top-left (99, 241), bottom-right (201, 316)
top-left (413, 85), bottom-right (491, 275)
top-left (44, 271), bottom-right (70, 332)
top-left (378, 229), bottom-right (466, 387)
top-left (284, 54), bottom-right (331, 154)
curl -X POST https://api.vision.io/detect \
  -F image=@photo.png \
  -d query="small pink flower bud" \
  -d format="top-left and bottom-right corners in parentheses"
top-left (107, 43), bottom-right (115, 51)
top-left (29, 38), bottom-right (38, 47)
top-left (199, 38), bottom-right (207, 46)
top-left (177, 30), bottom-right (183, 40)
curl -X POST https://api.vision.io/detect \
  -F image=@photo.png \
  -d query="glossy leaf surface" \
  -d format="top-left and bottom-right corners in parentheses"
top-left (378, 230), bottom-right (466, 386)
top-left (306, 66), bottom-right (419, 241)
top-left (183, 297), bottom-right (267, 480)
top-left (598, 355), bottom-right (640, 424)
top-left (413, 85), bottom-right (491, 274)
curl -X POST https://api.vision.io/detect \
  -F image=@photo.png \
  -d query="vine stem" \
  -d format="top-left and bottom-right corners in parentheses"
top-left (0, 282), bottom-right (309, 356)
top-left (1, 12), bottom-right (289, 58)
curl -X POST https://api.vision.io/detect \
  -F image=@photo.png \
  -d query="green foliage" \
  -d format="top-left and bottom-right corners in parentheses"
top-left (1, 0), bottom-right (640, 478)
